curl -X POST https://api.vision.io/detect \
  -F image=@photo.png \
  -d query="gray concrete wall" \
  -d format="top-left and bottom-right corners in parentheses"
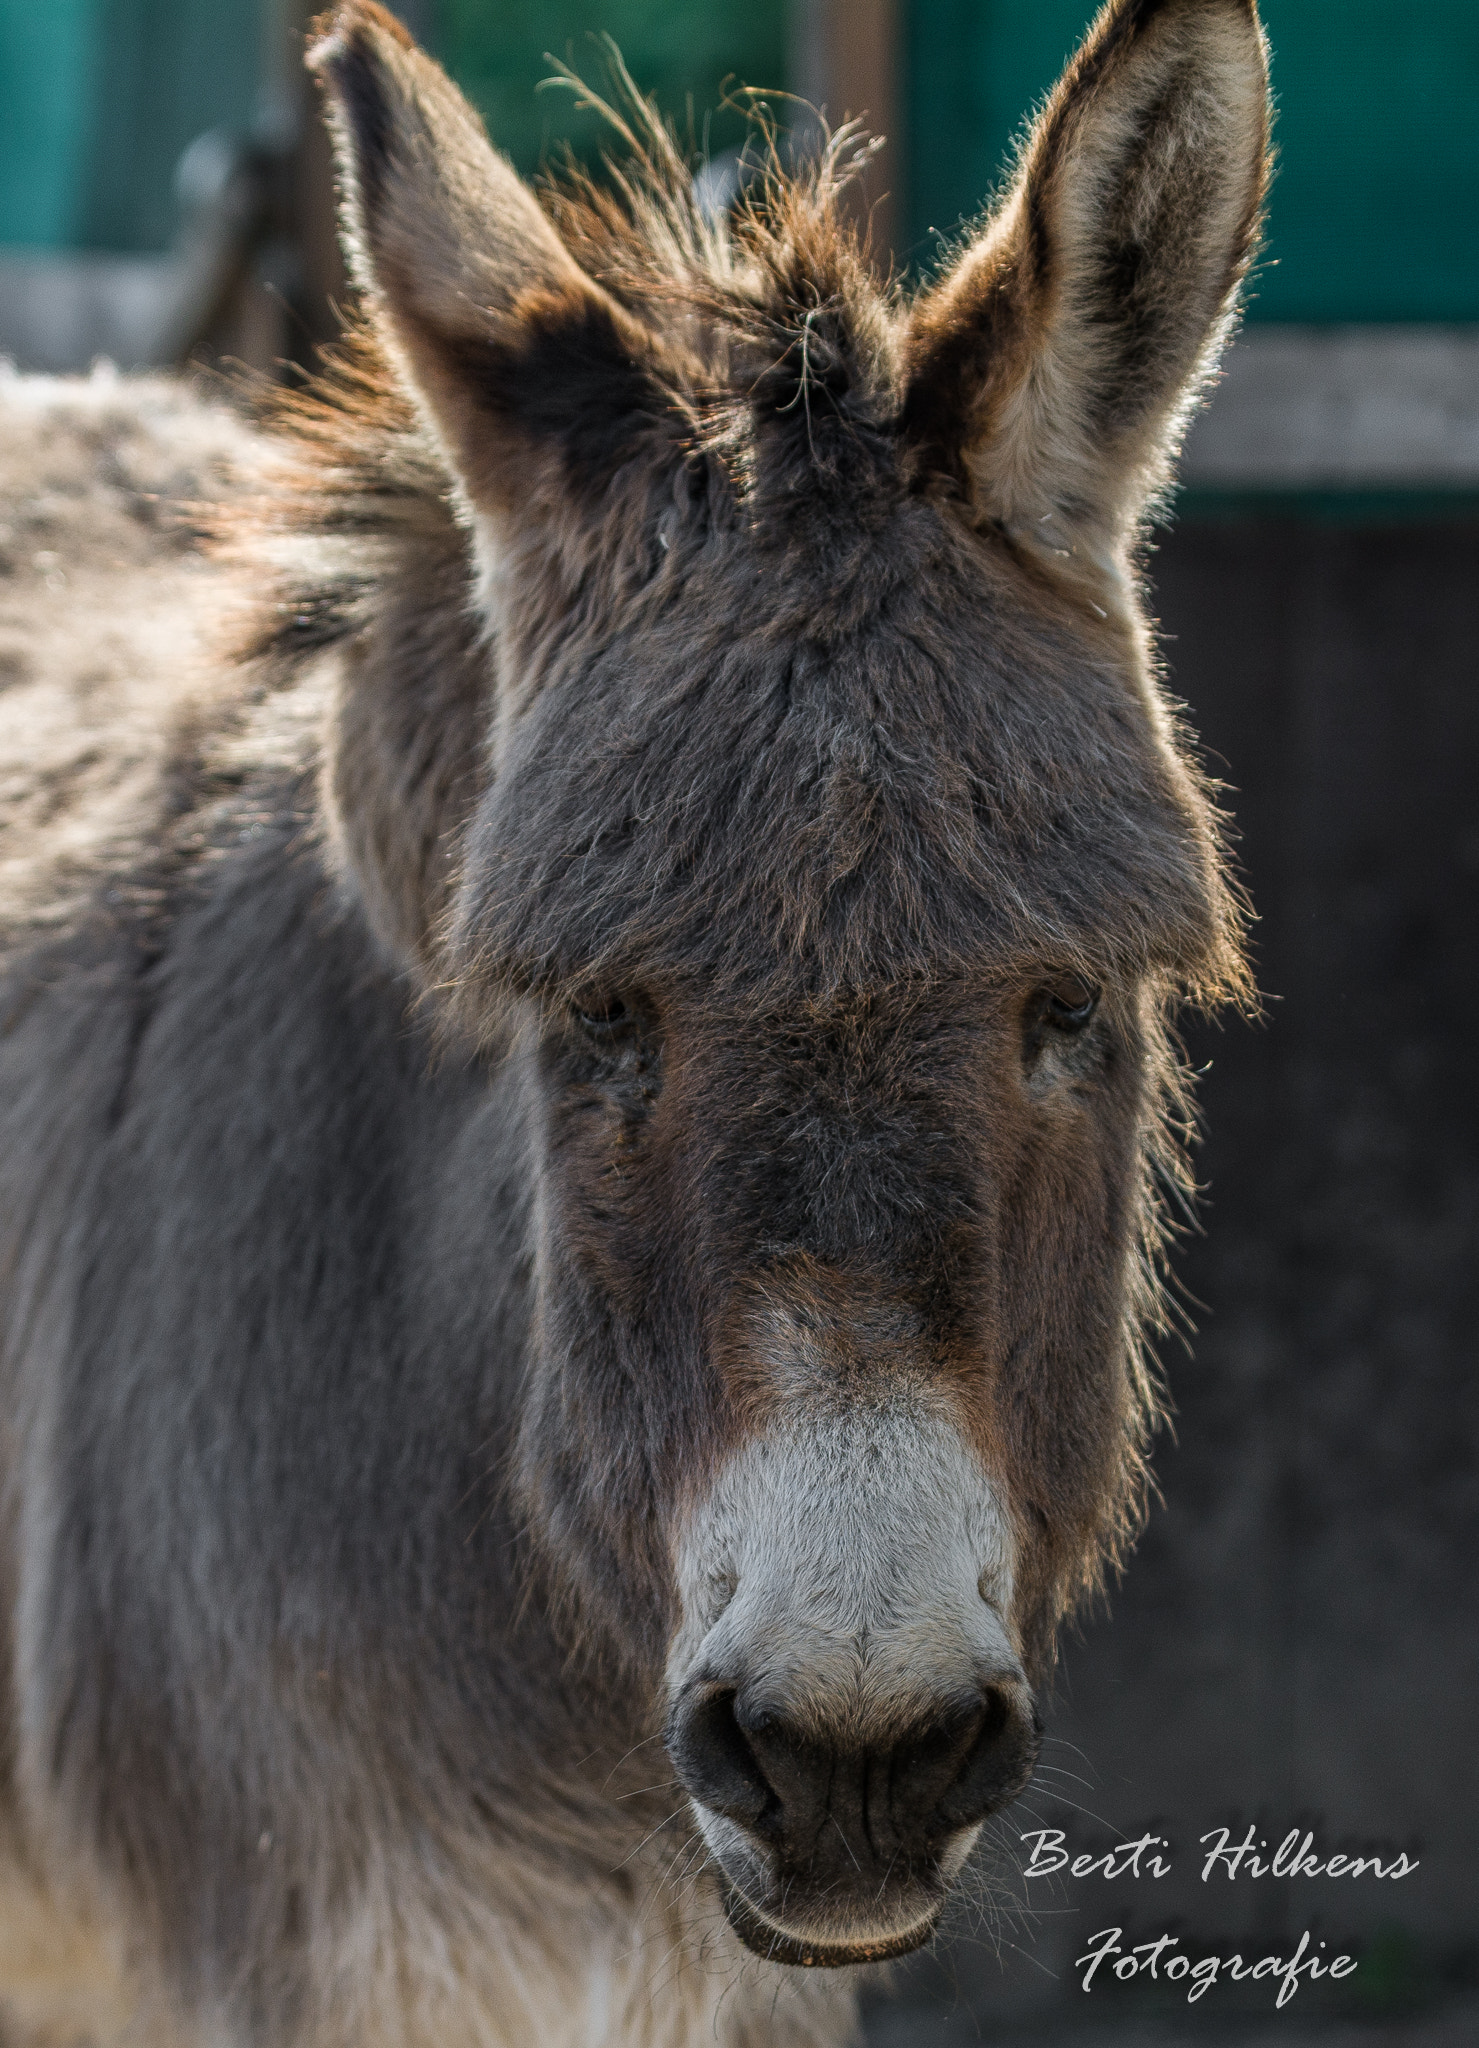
top-left (1181, 329), bottom-right (1479, 489)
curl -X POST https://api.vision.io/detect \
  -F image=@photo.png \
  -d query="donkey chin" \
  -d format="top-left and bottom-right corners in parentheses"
top-left (664, 1398), bottom-right (1043, 1966)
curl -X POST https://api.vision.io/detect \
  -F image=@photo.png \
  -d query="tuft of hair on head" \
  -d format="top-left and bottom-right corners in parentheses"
top-left (303, 0), bottom-right (920, 539)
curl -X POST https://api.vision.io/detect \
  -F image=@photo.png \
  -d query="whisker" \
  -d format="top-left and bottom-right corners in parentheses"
top-left (610, 1805), bottom-right (690, 1873)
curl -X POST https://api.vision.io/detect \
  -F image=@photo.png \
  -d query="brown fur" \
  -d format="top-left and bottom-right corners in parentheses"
top-left (0, 4), bottom-right (1268, 2041)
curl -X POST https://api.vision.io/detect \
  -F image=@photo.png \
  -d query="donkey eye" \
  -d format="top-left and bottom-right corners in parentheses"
top-left (1043, 978), bottom-right (1100, 1031)
top-left (573, 996), bottom-right (635, 1042)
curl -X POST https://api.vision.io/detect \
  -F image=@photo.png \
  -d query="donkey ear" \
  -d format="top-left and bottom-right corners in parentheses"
top-left (308, 2), bottom-right (667, 524)
top-left (903, 0), bottom-right (1269, 576)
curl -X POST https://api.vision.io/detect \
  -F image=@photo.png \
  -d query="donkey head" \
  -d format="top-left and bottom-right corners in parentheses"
top-left (308, 0), bottom-right (1267, 1968)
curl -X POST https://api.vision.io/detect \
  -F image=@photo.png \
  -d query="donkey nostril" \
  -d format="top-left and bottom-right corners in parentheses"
top-left (889, 1698), bottom-right (990, 1828)
top-left (669, 1681), bottom-right (1037, 1862)
top-left (934, 1685), bottom-right (1039, 1832)
top-left (667, 1686), bottom-right (778, 1831)
top-left (978, 1685), bottom-right (1010, 1746)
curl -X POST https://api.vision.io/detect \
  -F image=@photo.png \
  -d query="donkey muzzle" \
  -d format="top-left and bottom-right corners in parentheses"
top-left (664, 1395), bottom-right (1035, 1961)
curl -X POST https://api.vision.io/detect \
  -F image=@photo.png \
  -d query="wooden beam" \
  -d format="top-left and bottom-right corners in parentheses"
top-left (788, 0), bottom-right (902, 270)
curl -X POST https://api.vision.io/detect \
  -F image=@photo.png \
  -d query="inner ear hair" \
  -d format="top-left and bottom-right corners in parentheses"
top-left (902, 0), bottom-right (1270, 576)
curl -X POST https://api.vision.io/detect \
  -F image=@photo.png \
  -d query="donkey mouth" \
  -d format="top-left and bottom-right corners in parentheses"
top-left (721, 1883), bottom-right (940, 1969)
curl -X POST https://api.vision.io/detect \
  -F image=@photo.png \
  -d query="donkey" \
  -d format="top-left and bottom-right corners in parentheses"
top-left (0, 2), bottom-right (1268, 2042)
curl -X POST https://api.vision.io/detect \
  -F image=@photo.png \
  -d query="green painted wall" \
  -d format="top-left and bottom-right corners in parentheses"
top-left (1, 0), bottom-right (784, 253)
top-left (439, 0), bottom-right (787, 183)
top-left (906, 0), bottom-right (1479, 321)
top-left (0, 0), bottom-right (261, 251)
top-left (6, 0), bottom-right (1475, 323)
top-left (0, 0), bottom-right (102, 246)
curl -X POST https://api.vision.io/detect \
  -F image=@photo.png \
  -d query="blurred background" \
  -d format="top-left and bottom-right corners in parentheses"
top-left (2, 3), bottom-right (1476, 2042)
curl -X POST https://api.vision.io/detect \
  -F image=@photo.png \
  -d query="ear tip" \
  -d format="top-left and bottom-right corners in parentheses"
top-left (1083, 0), bottom-right (1269, 111)
top-left (307, 1), bottom-right (415, 79)
top-left (308, 6), bottom-right (408, 219)
top-left (1102, 0), bottom-right (1266, 48)
top-left (1127, 0), bottom-right (1261, 19)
